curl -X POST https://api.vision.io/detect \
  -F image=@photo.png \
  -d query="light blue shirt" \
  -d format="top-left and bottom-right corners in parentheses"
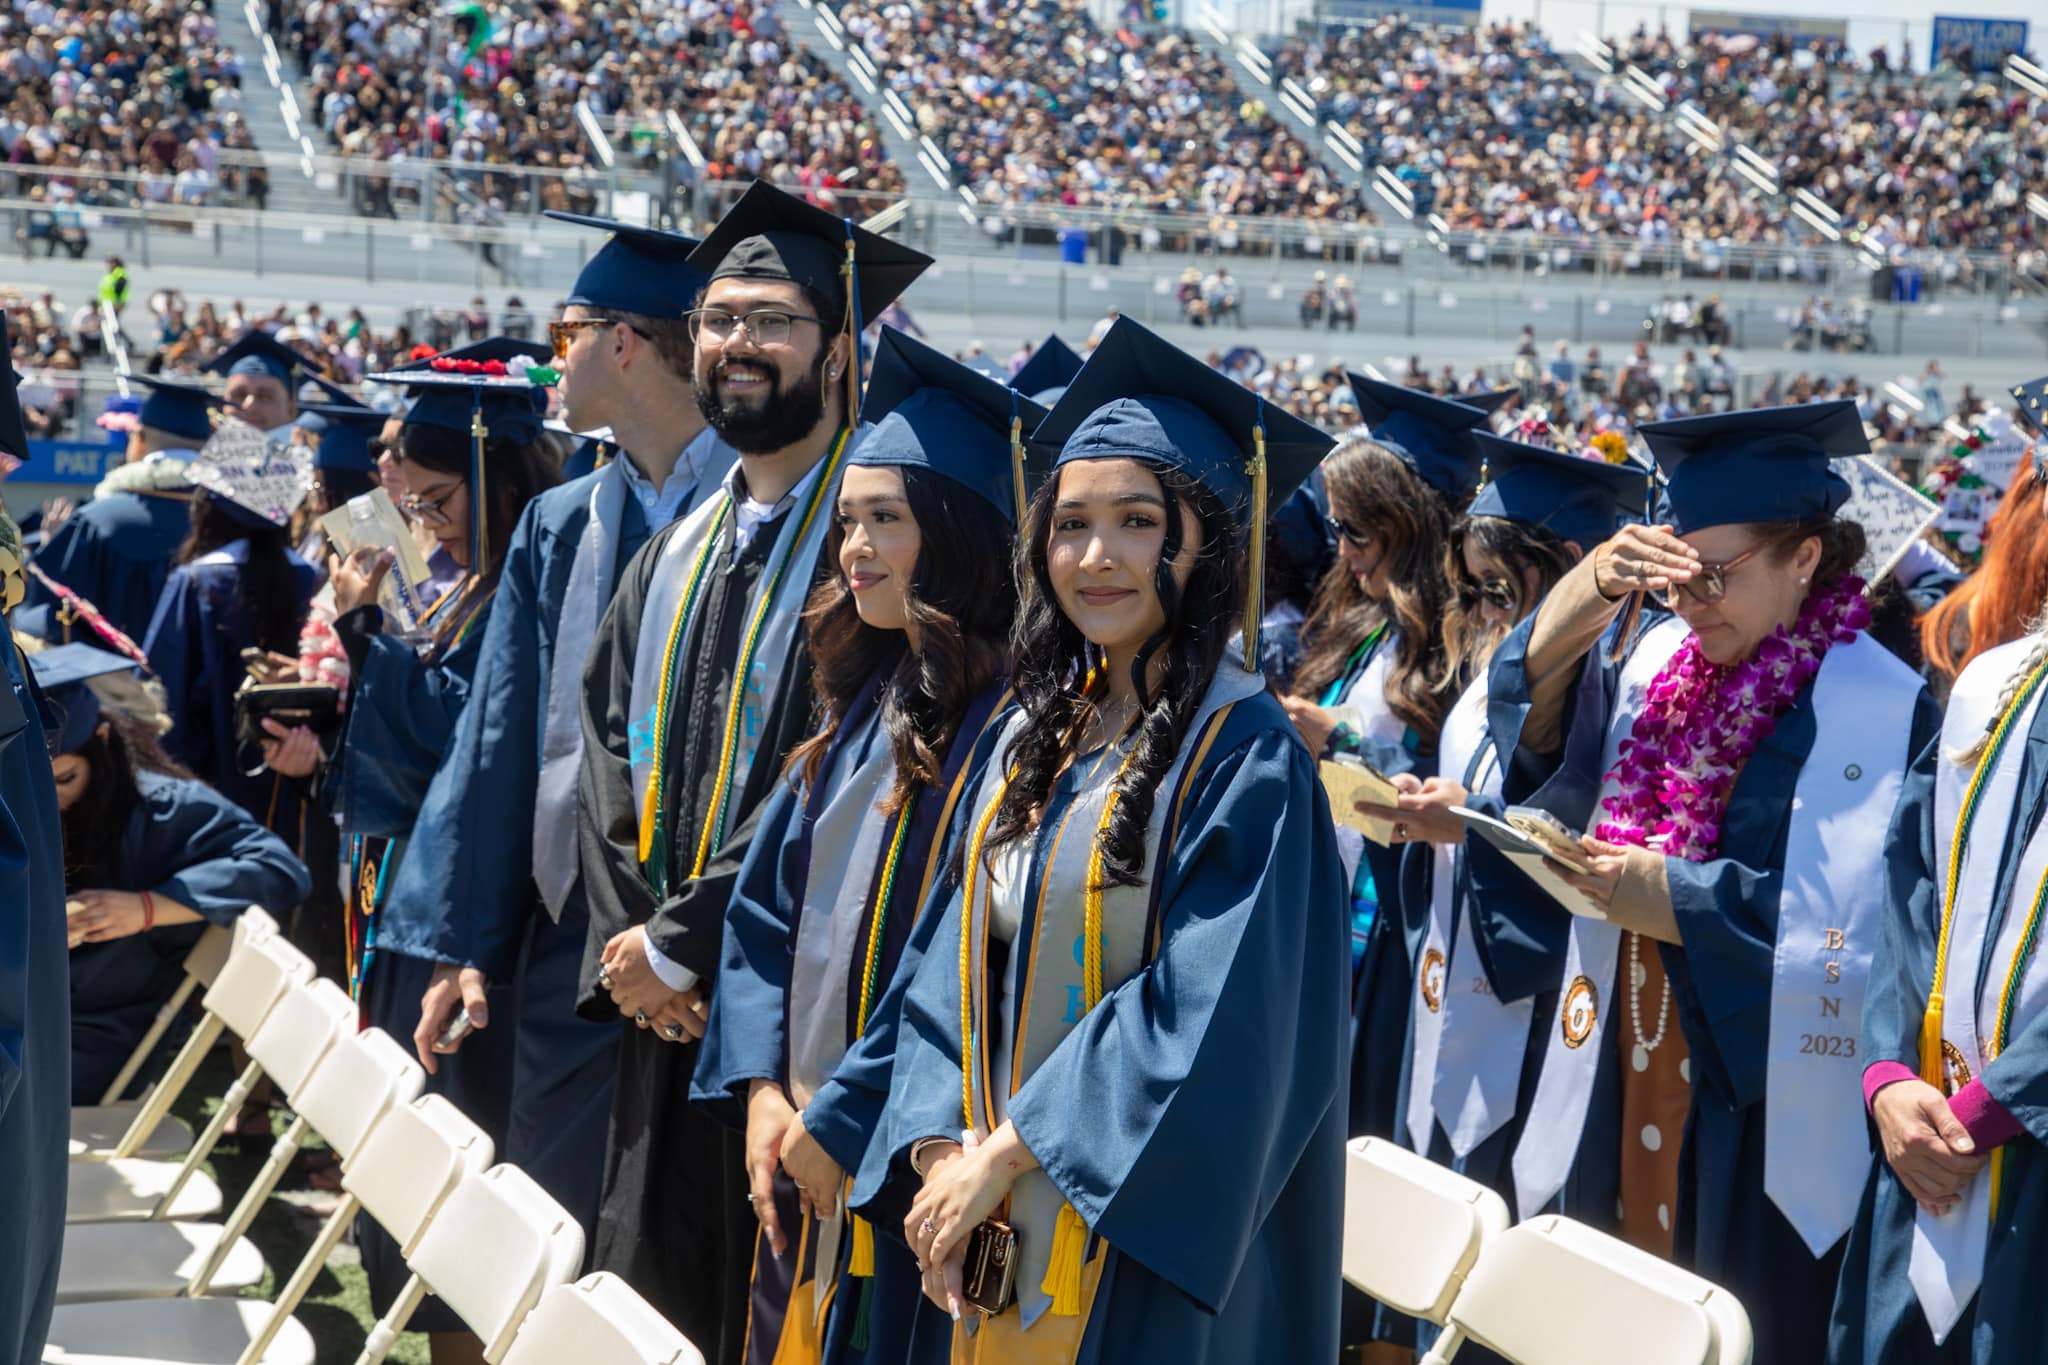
top-left (616, 426), bottom-right (726, 530)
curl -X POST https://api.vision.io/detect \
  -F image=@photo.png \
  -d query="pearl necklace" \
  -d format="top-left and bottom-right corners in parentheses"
top-left (1628, 932), bottom-right (1671, 1072)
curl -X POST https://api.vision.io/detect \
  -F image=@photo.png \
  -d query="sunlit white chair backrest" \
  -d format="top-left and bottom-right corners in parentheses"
top-left (1343, 1137), bottom-right (1510, 1324)
top-left (245, 979), bottom-right (356, 1100)
top-left (293, 1026), bottom-right (426, 1160)
top-left (1449, 1216), bottom-right (1753, 1365)
top-left (232, 904), bottom-right (280, 951)
top-left (199, 930), bottom-right (314, 1040)
top-left (340, 1094), bottom-right (492, 1256)
top-left (407, 1164), bottom-right (587, 1362)
top-left (502, 1274), bottom-right (706, 1365)
top-left (183, 922), bottom-right (237, 989)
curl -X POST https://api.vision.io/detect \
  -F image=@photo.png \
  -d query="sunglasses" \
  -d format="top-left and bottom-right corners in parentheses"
top-left (1325, 513), bottom-right (1374, 549)
top-left (547, 316), bottom-right (651, 359)
top-left (1459, 576), bottom-right (1519, 613)
top-left (1657, 545), bottom-right (1761, 608)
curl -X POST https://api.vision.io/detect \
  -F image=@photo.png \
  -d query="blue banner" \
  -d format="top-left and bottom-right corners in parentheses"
top-left (1931, 15), bottom-right (2029, 69)
top-left (14, 438), bottom-right (126, 485)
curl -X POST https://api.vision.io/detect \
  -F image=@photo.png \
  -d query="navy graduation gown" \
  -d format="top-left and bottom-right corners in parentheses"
top-left (0, 640), bottom-right (68, 1363)
top-left (858, 694), bottom-right (1350, 1362)
top-left (17, 483), bottom-right (193, 647)
top-left (71, 772), bottom-right (312, 1102)
top-left (1828, 692), bottom-right (2048, 1364)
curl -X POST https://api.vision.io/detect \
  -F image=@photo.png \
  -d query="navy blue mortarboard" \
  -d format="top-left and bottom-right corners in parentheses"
top-left (205, 330), bottom-right (314, 389)
top-left (1010, 335), bottom-right (1084, 405)
top-left (1468, 433), bottom-right (1649, 549)
top-left (300, 402), bottom-right (387, 474)
top-left (131, 375), bottom-right (223, 444)
top-left (856, 327), bottom-right (1050, 524)
top-left (1346, 374), bottom-right (1495, 498)
top-left (2011, 374), bottom-right (2048, 436)
top-left (1638, 401), bottom-right (1863, 534)
top-left (368, 339), bottom-right (554, 444)
top-left (27, 642), bottom-right (136, 754)
top-left (546, 212), bottom-right (708, 318)
top-left (1463, 388), bottom-right (1519, 415)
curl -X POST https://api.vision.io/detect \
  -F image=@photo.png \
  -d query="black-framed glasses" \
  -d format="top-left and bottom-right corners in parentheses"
top-left (547, 316), bottom-right (651, 359)
top-left (1657, 545), bottom-right (1761, 608)
top-left (1459, 576), bottom-right (1519, 613)
top-left (402, 488), bottom-right (458, 525)
top-left (686, 307), bottom-right (825, 347)
top-left (1325, 513), bottom-right (1374, 549)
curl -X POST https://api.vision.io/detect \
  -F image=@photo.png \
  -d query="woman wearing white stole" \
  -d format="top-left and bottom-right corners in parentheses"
top-left (1487, 401), bottom-right (1934, 1365)
top-left (863, 319), bottom-right (1349, 1362)
top-left (690, 330), bottom-right (1036, 1365)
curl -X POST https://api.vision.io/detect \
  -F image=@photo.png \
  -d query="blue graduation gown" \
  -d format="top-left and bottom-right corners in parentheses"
top-left (1487, 609), bottom-right (1941, 1365)
top-left (857, 693), bottom-right (1350, 1362)
top-left (1828, 699), bottom-right (2048, 1364)
top-left (0, 640), bottom-right (68, 1363)
top-left (71, 772), bottom-right (312, 1102)
top-left (141, 540), bottom-right (317, 837)
top-left (17, 484), bottom-right (193, 647)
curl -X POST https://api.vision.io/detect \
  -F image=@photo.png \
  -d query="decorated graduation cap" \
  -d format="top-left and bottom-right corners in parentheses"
top-left (1638, 401), bottom-right (1863, 534)
top-left (299, 402), bottom-right (387, 474)
top-left (1033, 317), bottom-right (1334, 670)
top-left (685, 179), bottom-right (934, 421)
top-left (187, 420), bottom-right (311, 531)
top-left (1468, 432), bottom-right (1648, 549)
top-left (130, 375), bottom-right (223, 444)
top-left (26, 642), bottom-right (135, 755)
top-left (1010, 334), bottom-right (1084, 405)
top-left (856, 326), bottom-right (1051, 524)
top-left (2011, 374), bottom-right (2048, 437)
top-left (1346, 374), bottom-right (1497, 498)
top-left (546, 212), bottom-right (708, 318)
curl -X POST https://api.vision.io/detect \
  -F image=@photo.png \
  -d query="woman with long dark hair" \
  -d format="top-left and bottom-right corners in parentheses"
top-left (858, 321), bottom-right (1348, 1360)
top-left (26, 641), bottom-right (309, 1102)
top-left (693, 331), bottom-right (1030, 1365)
top-left (1489, 404), bottom-right (1933, 1363)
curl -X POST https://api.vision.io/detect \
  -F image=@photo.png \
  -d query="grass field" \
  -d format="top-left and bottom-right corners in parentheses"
top-left (170, 1047), bottom-right (431, 1365)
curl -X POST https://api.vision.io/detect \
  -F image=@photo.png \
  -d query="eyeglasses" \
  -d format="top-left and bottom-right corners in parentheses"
top-left (547, 316), bottom-right (651, 359)
top-left (1325, 514), bottom-right (1374, 549)
top-left (1657, 545), bottom-right (1761, 608)
top-left (1459, 576), bottom-right (1519, 613)
top-left (685, 307), bottom-right (824, 347)
top-left (402, 488), bottom-right (458, 525)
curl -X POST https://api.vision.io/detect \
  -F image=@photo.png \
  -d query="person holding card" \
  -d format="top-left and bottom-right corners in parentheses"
top-left (860, 319), bottom-right (1348, 1361)
top-left (1489, 401), bottom-right (1934, 1364)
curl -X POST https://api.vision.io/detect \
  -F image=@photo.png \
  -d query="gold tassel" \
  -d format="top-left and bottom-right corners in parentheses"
top-left (848, 1214), bottom-right (875, 1278)
top-left (469, 400), bottom-right (490, 578)
top-left (842, 236), bottom-right (861, 422)
top-left (1009, 414), bottom-right (1027, 526)
top-left (1918, 995), bottom-right (1945, 1088)
top-left (1242, 421), bottom-right (1268, 673)
top-left (1039, 1203), bottom-right (1088, 1316)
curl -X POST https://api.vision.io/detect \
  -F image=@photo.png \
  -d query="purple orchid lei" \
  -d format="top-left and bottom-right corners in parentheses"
top-left (1595, 575), bottom-right (1871, 861)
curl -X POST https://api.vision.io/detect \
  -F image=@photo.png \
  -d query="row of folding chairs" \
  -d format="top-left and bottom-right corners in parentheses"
top-left (51, 907), bottom-right (704, 1365)
top-left (1344, 1137), bottom-right (1753, 1365)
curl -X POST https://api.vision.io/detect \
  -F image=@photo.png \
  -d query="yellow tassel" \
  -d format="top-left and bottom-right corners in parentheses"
top-left (1009, 415), bottom-right (1028, 527)
top-left (1991, 1147), bottom-right (2006, 1220)
top-left (1242, 422), bottom-right (1268, 673)
top-left (848, 1214), bottom-right (875, 1278)
top-left (1919, 995), bottom-right (1946, 1088)
top-left (1039, 1203), bottom-right (1088, 1316)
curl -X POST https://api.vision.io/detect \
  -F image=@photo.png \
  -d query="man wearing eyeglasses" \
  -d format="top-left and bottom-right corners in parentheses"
top-left (570, 181), bottom-right (930, 1363)
top-left (375, 214), bottom-right (736, 1305)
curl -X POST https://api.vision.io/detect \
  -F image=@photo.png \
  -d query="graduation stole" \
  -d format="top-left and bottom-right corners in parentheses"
top-left (952, 664), bottom-right (1265, 1323)
top-left (628, 427), bottom-right (853, 898)
top-left (1911, 641), bottom-right (2048, 1342)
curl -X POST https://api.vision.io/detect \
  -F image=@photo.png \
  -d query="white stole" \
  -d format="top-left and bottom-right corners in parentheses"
top-left (1333, 629), bottom-right (1403, 888)
top-left (1510, 614), bottom-right (1690, 1220)
top-left (1405, 678), bottom-right (1533, 1158)
top-left (1764, 632), bottom-right (1920, 1256)
top-left (1910, 637), bottom-right (2048, 1342)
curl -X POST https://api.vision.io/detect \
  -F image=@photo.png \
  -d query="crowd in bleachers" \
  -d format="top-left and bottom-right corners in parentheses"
top-left (0, 0), bottom-right (261, 208)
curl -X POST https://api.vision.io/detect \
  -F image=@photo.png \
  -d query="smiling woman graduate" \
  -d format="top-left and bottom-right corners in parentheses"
top-left (855, 318), bottom-right (1348, 1363)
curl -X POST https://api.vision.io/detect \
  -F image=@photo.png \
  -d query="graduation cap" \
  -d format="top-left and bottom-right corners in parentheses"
top-left (1346, 374), bottom-right (1496, 498)
top-left (857, 326), bottom-right (1050, 524)
top-left (299, 402), bottom-right (387, 474)
top-left (1637, 401), bottom-right (1864, 534)
top-left (1463, 387), bottom-right (1518, 415)
top-left (2011, 374), bottom-right (2048, 437)
top-left (130, 375), bottom-right (223, 444)
top-left (1010, 334), bottom-right (1084, 405)
top-left (1468, 433), bottom-right (1649, 549)
top-left (188, 422), bottom-right (311, 531)
top-left (27, 641), bottom-right (136, 755)
top-left (0, 317), bottom-right (27, 464)
top-left (1032, 317), bottom-right (1334, 670)
top-left (205, 329), bottom-right (317, 390)
top-left (685, 180), bottom-right (934, 419)
top-left (546, 212), bottom-right (708, 318)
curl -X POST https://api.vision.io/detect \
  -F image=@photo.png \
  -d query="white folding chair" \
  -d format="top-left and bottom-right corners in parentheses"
top-left (67, 932), bottom-right (314, 1224)
top-left (42, 1091), bottom-right (484, 1365)
top-left (56, 979), bottom-right (358, 1303)
top-left (1428, 1215), bottom-right (1753, 1365)
top-left (357, 1163), bottom-right (584, 1365)
top-left (500, 1273), bottom-right (705, 1365)
top-left (70, 921), bottom-right (237, 1161)
top-left (1343, 1136), bottom-right (1510, 1326)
